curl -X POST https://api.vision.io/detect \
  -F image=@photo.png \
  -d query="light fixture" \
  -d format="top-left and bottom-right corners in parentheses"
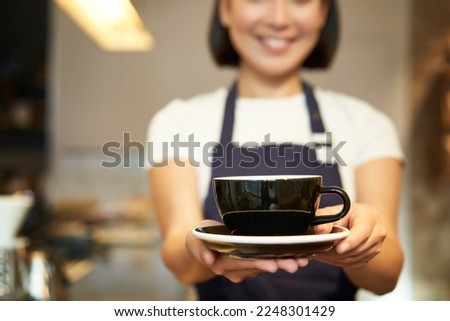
top-left (54, 0), bottom-right (154, 52)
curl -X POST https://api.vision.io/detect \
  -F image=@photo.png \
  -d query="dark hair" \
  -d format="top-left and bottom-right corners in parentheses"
top-left (208, 0), bottom-right (340, 69)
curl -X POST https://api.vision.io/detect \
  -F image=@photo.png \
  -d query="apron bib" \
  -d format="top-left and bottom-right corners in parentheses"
top-left (197, 83), bottom-right (357, 300)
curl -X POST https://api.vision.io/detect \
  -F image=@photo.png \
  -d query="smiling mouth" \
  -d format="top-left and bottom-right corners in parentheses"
top-left (260, 37), bottom-right (293, 51)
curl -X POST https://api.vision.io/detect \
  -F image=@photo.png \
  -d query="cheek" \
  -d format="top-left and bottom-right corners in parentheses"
top-left (293, 9), bottom-right (326, 34)
top-left (227, 11), bottom-right (261, 54)
top-left (229, 10), bottom-right (260, 34)
top-left (300, 20), bottom-right (323, 35)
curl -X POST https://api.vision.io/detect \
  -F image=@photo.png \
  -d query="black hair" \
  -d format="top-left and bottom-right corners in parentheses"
top-left (208, 0), bottom-right (340, 69)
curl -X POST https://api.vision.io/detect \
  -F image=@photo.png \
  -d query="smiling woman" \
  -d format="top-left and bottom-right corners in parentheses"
top-left (146, 0), bottom-right (405, 301)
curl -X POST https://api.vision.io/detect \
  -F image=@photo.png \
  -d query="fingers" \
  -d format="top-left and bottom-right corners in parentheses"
top-left (209, 257), bottom-right (278, 283)
top-left (276, 258), bottom-right (303, 273)
top-left (335, 217), bottom-right (370, 254)
top-left (314, 222), bottom-right (334, 234)
top-left (209, 255), bottom-right (309, 276)
top-left (296, 257), bottom-right (310, 267)
top-left (315, 244), bottom-right (379, 268)
top-left (314, 225), bottom-right (386, 268)
top-left (335, 208), bottom-right (387, 255)
top-left (202, 252), bottom-right (310, 282)
top-left (277, 257), bottom-right (310, 272)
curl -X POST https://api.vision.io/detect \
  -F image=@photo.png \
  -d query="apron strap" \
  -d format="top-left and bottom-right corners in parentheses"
top-left (219, 82), bottom-right (326, 146)
top-left (303, 83), bottom-right (326, 133)
top-left (219, 82), bottom-right (238, 145)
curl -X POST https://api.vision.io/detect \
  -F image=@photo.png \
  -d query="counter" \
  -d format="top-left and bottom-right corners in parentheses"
top-left (24, 218), bottom-right (190, 301)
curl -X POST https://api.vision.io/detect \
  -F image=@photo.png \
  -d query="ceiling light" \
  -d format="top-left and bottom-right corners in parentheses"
top-left (54, 0), bottom-right (154, 52)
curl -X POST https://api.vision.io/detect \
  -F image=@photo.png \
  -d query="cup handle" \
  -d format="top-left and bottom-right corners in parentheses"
top-left (311, 186), bottom-right (351, 226)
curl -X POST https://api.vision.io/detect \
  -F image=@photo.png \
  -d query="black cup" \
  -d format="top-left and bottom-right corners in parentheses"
top-left (212, 175), bottom-right (351, 236)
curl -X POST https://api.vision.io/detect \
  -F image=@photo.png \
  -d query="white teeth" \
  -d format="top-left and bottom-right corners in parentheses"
top-left (263, 38), bottom-right (288, 49)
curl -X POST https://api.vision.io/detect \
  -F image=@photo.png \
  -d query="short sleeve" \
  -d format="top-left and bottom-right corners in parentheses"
top-left (354, 109), bottom-right (404, 167)
top-left (144, 100), bottom-right (191, 170)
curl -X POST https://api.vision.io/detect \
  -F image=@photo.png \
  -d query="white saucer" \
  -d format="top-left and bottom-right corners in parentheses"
top-left (192, 225), bottom-right (349, 259)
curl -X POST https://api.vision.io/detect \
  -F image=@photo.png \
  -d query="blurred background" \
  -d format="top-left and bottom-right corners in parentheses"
top-left (0, 0), bottom-right (449, 300)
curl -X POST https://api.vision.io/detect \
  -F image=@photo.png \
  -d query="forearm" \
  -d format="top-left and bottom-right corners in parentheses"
top-left (343, 237), bottom-right (404, 295)
top-left (161, 231), bottom-right (216, 284)
top-left (148, 162), bottom-right (216, 284)
top-left (346, 159), bottom-right (404, 294)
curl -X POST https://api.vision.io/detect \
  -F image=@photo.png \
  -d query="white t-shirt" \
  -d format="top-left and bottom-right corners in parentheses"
top-left (146, 86), bottom-right (404, 203)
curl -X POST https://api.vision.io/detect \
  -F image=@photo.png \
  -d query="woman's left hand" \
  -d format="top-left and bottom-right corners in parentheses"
top-left (312, 203), bottom-right (387, 268)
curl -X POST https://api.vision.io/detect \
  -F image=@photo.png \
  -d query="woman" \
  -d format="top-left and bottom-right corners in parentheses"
top-left (147, 0), bottom-right (404, 300)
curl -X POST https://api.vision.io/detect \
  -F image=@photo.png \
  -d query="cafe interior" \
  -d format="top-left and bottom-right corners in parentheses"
top-left (0, 0), bottom-right (449, 301)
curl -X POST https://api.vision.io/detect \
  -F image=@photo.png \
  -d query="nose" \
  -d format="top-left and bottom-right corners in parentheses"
top-left (266, 0), bottom-right (293, 29)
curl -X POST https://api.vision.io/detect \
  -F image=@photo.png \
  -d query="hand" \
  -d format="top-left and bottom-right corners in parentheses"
top-left (186, 220), bottom-right (310, 283)
top-left (313, 203), bottom-right (387, 268)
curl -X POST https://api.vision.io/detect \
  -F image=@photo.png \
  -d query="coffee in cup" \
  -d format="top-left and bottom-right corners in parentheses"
top-left (212, 175), bottom-right (350, 236)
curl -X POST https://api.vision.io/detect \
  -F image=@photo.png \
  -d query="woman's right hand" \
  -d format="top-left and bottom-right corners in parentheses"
top-left (185, 220), bottom-right (310, 283)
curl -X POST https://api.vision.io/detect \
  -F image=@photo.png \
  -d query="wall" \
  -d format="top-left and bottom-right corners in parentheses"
top-left (47, 0), bottom-right (413, 300)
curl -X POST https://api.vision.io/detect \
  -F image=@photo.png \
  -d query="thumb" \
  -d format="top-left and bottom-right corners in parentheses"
top-left (314, 222), bottom-right (334, 234)
top-left (199, 247), bottom-right (218, 265)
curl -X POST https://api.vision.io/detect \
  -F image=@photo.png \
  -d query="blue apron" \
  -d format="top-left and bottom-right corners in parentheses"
top-left (197, 83), bottom-right (357, 300)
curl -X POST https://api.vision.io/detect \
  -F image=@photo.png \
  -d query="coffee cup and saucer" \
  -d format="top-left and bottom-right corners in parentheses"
top-left (192, 175), bottom-right (351, 259)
